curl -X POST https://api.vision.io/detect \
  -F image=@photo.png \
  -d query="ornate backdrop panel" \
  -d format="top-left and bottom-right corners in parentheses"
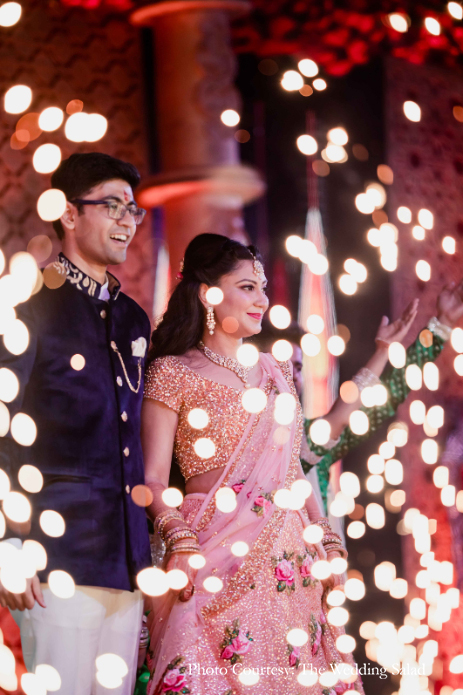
top-left (386, 56), bottom-right (463, 689)
top-left (0, 0), bottom-right (155, 316)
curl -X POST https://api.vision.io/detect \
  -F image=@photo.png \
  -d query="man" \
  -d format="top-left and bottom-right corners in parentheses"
top-left (0, 153), bottom-right (152, 694)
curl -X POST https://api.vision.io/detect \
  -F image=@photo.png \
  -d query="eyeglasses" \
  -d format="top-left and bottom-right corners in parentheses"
top-left (70, 198), bottom-right (147, 225)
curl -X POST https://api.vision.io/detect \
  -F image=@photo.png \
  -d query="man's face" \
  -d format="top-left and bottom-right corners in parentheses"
top-left (291, 344), bottom-right (303, 399)
top-left (70, 179), bottom-right (137, 267)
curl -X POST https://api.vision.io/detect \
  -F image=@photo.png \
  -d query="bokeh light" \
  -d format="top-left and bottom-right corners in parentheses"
top-left (425, 16), bottom-right (441, 35)
top-left (388, 12), bottom-right (410, 32)
top-left (403, 101), bottom-right (421, 122)
top-left (0, 2), bottom-right (21, 26)
top-left (39, 510), bottom-right (65, 537)
top-left (161, 487), bottom-right (183, 507)
top-left (298, 59), bottom-right (318, 77)
top-left (48, 570), bottom-right (75, 599)
top-left (269, 305), bottom-right (291, 329)
top-left (4, 85), bottom-right (32, 114)
top-left (37, 189), bottom-right (67, 222)
top-left (32, 143), bottom-right (61, 174)
top-left (38, 107), bottom-right (64, 132)
top-left (187, 408), bottom-right (209, 430)
top-left (220, 109), bottom-right (240, 126)
top-left (237, 343), bottom-right (259, 367)
top-left (281, 70), bottom-right (304, 91)
top-left (296, 134), bottom-right (318, 155)
top-left (313, 78), bottom-right (327, 91)
top-left (11, 412), bottom-right (36, 445)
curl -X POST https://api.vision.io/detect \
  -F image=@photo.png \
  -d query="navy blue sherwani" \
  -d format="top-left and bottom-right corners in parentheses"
top-left (0, 254), bottom-right (152, 591)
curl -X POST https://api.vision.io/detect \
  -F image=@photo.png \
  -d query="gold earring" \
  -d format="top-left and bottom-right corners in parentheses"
top-left (206, 305), bottom-right (215, 335)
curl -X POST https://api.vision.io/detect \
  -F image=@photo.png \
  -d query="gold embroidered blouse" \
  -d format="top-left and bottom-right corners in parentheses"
top-left (144, 356), bottom-right (257, 481)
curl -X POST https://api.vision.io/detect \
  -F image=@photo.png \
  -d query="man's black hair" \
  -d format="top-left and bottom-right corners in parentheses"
top-left (50, 152), bottom-right (141, 240)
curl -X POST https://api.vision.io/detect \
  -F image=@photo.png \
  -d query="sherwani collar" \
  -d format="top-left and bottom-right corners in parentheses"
top-left (57, 253), bottom-right (121, 300)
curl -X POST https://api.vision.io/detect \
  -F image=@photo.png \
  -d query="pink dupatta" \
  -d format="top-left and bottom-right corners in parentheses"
top-left (148, 354), bottom-right (304, 692)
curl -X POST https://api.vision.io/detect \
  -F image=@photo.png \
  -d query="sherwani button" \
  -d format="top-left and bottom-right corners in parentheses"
top-left (121, 412), bottom-right (128, 422)
top-left (125, 485), bottom-right (130, 494)
top-left (100, 310), bottom-right (107, 319)
top-left (117, 377), bottom-right (123, 387)
top-left (124, 447), bottom-right (130, 457)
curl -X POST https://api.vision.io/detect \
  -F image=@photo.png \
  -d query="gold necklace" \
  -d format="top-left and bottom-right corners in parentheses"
top-left (198, 341), bottom-right (252, 388)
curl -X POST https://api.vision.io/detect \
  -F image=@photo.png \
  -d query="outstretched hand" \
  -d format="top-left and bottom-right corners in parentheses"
top-left (437, 279), bottom-right (463, 328)
top-left (375, 298), bottom-right (419, 345)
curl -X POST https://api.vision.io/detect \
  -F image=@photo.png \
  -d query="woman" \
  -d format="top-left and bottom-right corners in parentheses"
top-left (142, 234), bottom-right (363, 695)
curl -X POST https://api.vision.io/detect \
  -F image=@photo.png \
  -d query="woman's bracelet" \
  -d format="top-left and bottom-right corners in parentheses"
top-left (169, 545), bottom-right (201, 555)
top-left (324, 544), bottom-right (348, 560)
top-left (352, 367), bottom-right (382, 392)
top-left (156, 510), bottom-right (185, 540)
top-left (165, 530), bottom-right (198, 548)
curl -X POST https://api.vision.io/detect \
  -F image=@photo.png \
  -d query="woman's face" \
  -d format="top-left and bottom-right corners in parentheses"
top-left (212, 260), bottom-right (269, 338)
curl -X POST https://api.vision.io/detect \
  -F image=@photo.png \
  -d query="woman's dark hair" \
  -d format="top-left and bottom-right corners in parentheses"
top-left (148, 233), bottom-right (263, 363)
top-left (51, 152), bottom-right (141, 240)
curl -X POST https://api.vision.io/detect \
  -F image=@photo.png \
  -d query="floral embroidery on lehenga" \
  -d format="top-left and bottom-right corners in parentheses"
top-left (297, 548), bottom-right (319, 588)
top-left (251, 491), bottom-right (274, 516)
top-left (287, 644), bottom-right (301, 669)
top-left (271, 551), bottom-right (296, 593)
top-left (160, 656), bottom-right (190, 694)
top-left (309, 612), bottom-right (325, 655)
top-left (231, 479), bottom-right (246, 494)
top-left (220, 619), bottom-right (253, 665)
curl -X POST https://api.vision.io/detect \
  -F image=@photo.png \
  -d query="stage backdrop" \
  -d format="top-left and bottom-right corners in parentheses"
top-left (0, 0), bottom-right (154, 316)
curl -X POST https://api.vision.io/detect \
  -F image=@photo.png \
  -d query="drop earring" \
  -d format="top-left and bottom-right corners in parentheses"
top-left (206, 305), bottom-right (216, 335)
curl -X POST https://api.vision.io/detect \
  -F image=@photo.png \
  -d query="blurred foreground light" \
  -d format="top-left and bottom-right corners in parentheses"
top-left (388, 12), bottom-right (409, 32)
top-left (423, 362), bottom-right (439, 391)
top-left (0, 368), bottom-right (19, 402)
top-left (427, 405), bottom-right (444, 429)
top-left (303, 524), bottom-right (323, 544)
top-left (365, 183), bottom-right (387, 209)
top-left (425, 16), bottom-right (441, 35)
top-left (271, 339), bottom-right (293, 362)
top-left (412, 225), bottom-right (425, 240)
top-left (347, 521), bottom-right (365, 539)
top-left (410, 399), bottom-right (426, 425)
top-left (449, 2), bottom-right (463, 20)
top-left (349, 410), bottom-right (369, 435)
top-left (162, 487), bottom-right (183, 508)
top-left (374, 562), bottom-right (396, 591)
top-left (298, 59), bottom-right (318, 77)
top-left (344, 578), bottom-right (365, 601)
top-left (11, 412), bottom-right (36, 446)
top-left (422, 439), bottom-right (438, 464)
top-left (285, 235), bottom-right (303, 257)
top-left (0, 2), bottom-right (21, 26)
top-left (240, 388), bottom-right (267, 416)
top-left (443, 236), bottom-right (456, 254)
top-left (35, 665), bottom-right (61, 692)
top-left (451, 327), bottom-right (463, 353)
top-left (330, 556), bottom-right (347, 575)
top-left (306, 314), bottom-right (324, 334)
top-left (450, 655), bottom-right (463, 674)
top-left (313, 78), bottom-right (327, 91)
top-left (215, 487), bottom-right (237, 513)
top-left (188, 553), bottom-right (206, 569)
top-left (21, 674), bottom-right (47, 695)
top-left (286, 628), bottom-right (308, 647)
top-left (281, 70), bottom-right (303, 91)
top-left (297, 670), bottom-right (318, 686)
top-left (388, 342), bottom-right (406, 368)
top-left (327, 607), bottom-right (349, 627)
top-left (3, 490), bottom-right (31, 523)
top-left (64, 112), bottom-right (88, 142)
top-left (137, 567), bottom-right (169, 596)
top-left (366, 503), bottom-right (385, 529)
top-left (23, 540), bottom-right (47, 572)
top-left (323, 144), bottom-right (347, 163)
top-left (355, 193), bottom-right (375, 215)
top-left (296, 134), bottom-right (317, 155)
top-left (300, 332), bottom-right (321, 355)
top-left (405, 364), bottom-right (422, 391)
top-left (403, 101), bottom-right (421, 122)
top-left (455, 354), bottom-right (463, 375)
top-left (4, 85), bottom-right (32, 114)
top-left (340, 471), bottom-right (360, 498)
top-left (397, 206), bottom-right (412, 223)
top-left (327, 127), bottom-right (348, 146)
top-left (187, 408), bottom-right (209, 430)
top-left (48, 570), bottom-right (75, 599)
top-left (33, 144), bottom-right (61, 174)
top-left (18, 465), bottom-right (43, 493)
top-left (203, 576), bottom-right (223, 593)
top-left (311, 560), bottom-right (332, 580)
top-left (39, 510), bottom-right (65, 537)
top-left (309, 418), bottom-right (331, 445)
top-left (166, 569), bottom-right (188, 591)
top-left (327, 335), bottom-right (345, 356)
top-left (238, 670), bottom-right (259, 686)
top-left (390, 577), bottom-right (408, 598)
top-left (38, 107), bottom-right (64, 132)
top-left (237, 343), bottom-right (259, 367)
top-left (220, 109), bottom-right (239, 127)
top-left (416, 260), bottom-right (431, 281)
top-left (194, 437), bottom-right (216, 458)
top-left (366, 475), bottom-right (384, 493)
top-left (339, 274), bottom-right (357, 295)
top-left (308, 253), bottom-right (328, 275)
top-left (385, 459), bottom-right (403, 485)
top-left (327, 589), bottom-right (346, 607)
top-left (340, 381), bottom-right (359, 404)
top-left (0, 470), bottom-right (10, 499)
top-left (269, 305), bottom-right (290, 329)
top-left (418, 208), bottom-right (434, 229)
top-left (205, 287), bottom-right (223, 306)
top-left (37, 189), bottom-right (66, 222)
top-left (231, 541), bottom-right (249, 557)
top-left (85, 113), bottom-right (108, 142)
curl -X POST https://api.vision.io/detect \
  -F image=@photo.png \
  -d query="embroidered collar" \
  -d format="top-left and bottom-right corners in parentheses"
top-left (55, 253), bottom-right (121, 300)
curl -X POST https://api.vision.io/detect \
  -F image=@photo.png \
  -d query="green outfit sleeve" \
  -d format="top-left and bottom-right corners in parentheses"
top-left (301, 330), bottom-right (445, 512)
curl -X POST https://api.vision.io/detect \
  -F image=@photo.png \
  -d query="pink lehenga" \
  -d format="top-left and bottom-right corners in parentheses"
top-left (144, 353), bottom-right (364, 695)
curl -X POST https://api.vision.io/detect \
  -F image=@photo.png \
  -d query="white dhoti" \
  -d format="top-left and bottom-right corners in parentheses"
top-left (11, 585), bottom-right (143, 695)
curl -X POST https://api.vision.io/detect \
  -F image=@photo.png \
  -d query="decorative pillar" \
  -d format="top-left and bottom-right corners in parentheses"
top-left (130, 0), bottom-right (265, 281)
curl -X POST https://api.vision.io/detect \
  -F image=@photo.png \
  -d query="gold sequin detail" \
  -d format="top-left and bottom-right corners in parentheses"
top-left (144, 356), bottom-right (259, 481)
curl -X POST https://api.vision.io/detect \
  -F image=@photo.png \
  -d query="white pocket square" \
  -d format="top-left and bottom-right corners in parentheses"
top-left (132, 337), bottom-right (147, 357)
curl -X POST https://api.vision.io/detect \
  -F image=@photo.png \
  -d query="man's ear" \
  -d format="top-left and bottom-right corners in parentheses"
top-left (60, 202), bottom-right (77, 233)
